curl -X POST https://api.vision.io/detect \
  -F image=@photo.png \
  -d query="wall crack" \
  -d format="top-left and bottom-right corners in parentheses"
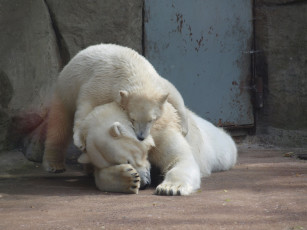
top-left (44, 0), bottom-right (70, 69)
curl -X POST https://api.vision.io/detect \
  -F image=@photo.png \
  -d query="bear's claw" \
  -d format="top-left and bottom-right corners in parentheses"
top-left (122, 164), bottom-right (141, 194)
top-left (155, 183), bottom-right (192, 196)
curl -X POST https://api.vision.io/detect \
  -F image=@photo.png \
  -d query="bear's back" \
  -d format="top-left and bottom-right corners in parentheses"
top-left (56, 44), bottom-right (161, 106)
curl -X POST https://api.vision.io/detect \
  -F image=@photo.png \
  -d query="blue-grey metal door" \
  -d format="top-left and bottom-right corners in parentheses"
top-left (144, 0), bottom-right (254, 127)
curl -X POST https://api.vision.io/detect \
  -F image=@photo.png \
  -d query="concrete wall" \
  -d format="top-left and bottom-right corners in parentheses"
top-left (0, 0), bottom-right (143, 161)
top-left (254, 0), bottom-right (307, 147)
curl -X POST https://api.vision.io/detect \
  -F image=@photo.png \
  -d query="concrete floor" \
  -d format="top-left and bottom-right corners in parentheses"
top-left (0, 146), bottom-right (306, 230)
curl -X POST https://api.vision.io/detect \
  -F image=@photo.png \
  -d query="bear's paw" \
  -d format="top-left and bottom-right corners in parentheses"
top-left (43, 159), bottom-right (66, 173)
top-left (120, 164), bottom-right (141, 194)
top-left (97, 164), bottom-right (141, 194)
top-left (155, 182), bottom-right (193, 196)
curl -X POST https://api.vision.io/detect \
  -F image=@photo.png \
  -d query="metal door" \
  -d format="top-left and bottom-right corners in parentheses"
top-left (144, 0), bottom-right (254, 127)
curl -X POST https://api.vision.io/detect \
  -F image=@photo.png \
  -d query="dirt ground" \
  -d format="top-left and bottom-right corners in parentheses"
top-left (0, 145), bottom-right (306, 230)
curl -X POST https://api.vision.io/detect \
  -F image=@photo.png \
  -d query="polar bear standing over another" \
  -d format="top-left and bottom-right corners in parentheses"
top-left (43, 44), bottom-right (188, 173)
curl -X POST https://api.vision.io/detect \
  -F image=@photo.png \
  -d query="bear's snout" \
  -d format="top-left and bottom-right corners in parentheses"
top-left (137, 135), bottom-right (145, 141)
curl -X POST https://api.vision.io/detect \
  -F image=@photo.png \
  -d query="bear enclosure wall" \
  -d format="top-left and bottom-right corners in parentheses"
top-left (0, 0), bottom-right (306, 157)
top-left (0, 0), bottom-right (143, 160)
top-left (254, 0), bottom-right (307, 147)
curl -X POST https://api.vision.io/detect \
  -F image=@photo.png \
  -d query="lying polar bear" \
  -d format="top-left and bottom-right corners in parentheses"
top-left (77, 102), bottom-right (155, 194)
top-left (78, 102), bottom-right (237, 195)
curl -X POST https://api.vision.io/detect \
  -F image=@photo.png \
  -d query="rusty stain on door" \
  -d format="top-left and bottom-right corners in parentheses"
top-left (144, 0), bottom-right (254, 127)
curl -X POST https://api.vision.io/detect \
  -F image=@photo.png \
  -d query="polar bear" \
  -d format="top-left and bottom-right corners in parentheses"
top-left (43, 43), bottom-right (188, 173)
top-left (152, 105), bottom-right (237, 195)
top-left (77, 102), bottom-right (155, 194)
top-left (78, 101), bottom-right (237, 196)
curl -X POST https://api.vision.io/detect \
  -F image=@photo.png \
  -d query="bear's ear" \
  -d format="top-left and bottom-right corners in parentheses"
top-left (109, 122), bottom-right (124, 138)
top-left (119, 90), bottom-right (129, 109)
top-left (158, 93), bottom-right (169, 105)
top-left (78, 153), bottom-right (91, 164)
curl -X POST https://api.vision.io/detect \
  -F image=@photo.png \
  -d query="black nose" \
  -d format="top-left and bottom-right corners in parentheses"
top-left (137, 136), bottom-right (145, 141)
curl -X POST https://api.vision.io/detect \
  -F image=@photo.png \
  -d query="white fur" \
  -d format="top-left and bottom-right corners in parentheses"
top-left (190, 112), bottom-right (237, 174)
top-left (77, 102), bottom-right (154, 193)
top-left (78, 102), bottom-right (237, 196)
top-left (149, 105), bottom-right (237, 196)
top-left (43, 44), bottom-right (188, 172)
top-left (57, 43), bottom-right (187, 142)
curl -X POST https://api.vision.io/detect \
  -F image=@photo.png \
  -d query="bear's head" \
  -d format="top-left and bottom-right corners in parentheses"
top-left (78, 103), bottom-right (155, 188)
top-left (119, 90), bottom-right (168, 141)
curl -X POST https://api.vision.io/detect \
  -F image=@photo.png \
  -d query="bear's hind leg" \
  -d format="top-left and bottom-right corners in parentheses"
top-left (43, 96), bottom-right (72, 173)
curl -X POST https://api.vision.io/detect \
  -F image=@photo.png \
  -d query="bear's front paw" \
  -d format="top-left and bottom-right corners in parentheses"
top-left (119, 164), bottom-right (141, 194)
top-left (155, 182), bottom-right (193, 196)
top-left (96, 164), bottom-right (141, 194)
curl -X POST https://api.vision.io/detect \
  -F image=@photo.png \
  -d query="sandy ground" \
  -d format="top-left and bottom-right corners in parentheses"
top-left (0, 146), bottom-right (306, 230)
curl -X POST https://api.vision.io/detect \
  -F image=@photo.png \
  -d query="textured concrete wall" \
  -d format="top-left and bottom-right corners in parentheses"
top-left (0, 0), bottom-right (60, 153)
top-left (255, 0), bottom-right (307, 147)
top-left (0, 0), bottom-right (143, 160)
top-left (45, 0), bottom-right (143, 66)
